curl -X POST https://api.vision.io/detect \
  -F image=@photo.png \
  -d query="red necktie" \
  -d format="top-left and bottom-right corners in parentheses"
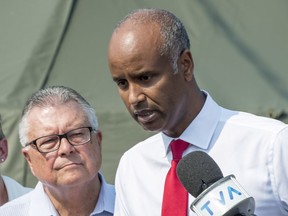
top-left (161, 139), bottom-right (189, 216)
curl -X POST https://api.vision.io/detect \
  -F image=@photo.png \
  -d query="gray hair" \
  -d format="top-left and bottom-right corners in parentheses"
top-left (19, 86), bottom-right (99, 147)
top-left (115, 8), bottom-right (190, 73)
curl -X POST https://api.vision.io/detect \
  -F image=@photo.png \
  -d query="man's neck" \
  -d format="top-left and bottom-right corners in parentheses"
top-left (44, 176), bottom-right (101, 216)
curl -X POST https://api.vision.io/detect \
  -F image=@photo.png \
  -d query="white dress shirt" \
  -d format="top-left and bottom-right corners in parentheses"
top-left (0, 173), bottom-right (115, 216)
top-left (114, 92), bottom-right (288, 216)
top-left (2, 175), bottom-right (32, 201)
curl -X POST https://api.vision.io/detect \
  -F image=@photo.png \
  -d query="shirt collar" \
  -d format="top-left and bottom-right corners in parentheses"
top-left (29, 173), bottom-right (115, 216)
top-left (162, 91), bottom-right (221, 156)
top-left (29, 182), bottom-right (59, 216)
top-left (91, 173), bottom-right (115, 215)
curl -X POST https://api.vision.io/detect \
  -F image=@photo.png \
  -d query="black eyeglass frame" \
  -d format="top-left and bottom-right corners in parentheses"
top-left (25, 126), bottom-right (96, 153)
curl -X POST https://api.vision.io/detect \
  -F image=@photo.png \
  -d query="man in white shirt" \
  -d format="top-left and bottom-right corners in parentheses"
top-left (1, 176), bottom-right (31, 204)
top-left (107, 8), bottom-right (288, 216)
top-left (0, 115), bottom-right (31, 206)
top-left (0, 86), bottom-right (115, 216)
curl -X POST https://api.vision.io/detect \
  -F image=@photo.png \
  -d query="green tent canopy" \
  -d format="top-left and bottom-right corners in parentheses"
top-left (0, 0), bottom-right (287, 187)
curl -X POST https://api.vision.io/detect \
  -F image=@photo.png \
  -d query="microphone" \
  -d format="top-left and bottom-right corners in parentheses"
top-left (176, 151), bottom-right (256, 216)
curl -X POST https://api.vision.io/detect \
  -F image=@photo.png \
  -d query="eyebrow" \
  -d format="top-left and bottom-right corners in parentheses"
top-left (112, 76), bottom-right (122, 82)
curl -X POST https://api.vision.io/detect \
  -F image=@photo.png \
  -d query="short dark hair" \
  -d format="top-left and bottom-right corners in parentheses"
top-left (115, 8), bottom-right (190, 73)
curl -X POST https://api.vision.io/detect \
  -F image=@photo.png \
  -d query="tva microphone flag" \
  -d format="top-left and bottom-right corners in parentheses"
top-left (176, 151), bottom-right (255, 216)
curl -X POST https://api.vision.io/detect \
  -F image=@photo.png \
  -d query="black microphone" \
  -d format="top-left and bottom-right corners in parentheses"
top-left (176, 151), bottom-right (256, 216)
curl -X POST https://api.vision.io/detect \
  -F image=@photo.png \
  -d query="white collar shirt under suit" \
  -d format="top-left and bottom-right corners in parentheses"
top-left (0, 173), bottom-right (115, 216)
top-left (114, 92), bottom-right (288, 216)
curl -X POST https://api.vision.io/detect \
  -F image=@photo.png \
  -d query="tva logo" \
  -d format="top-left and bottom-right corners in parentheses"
top-left (200, 186), bottom-right (242, 215)
top-left (191, 175), bottom-right (254, 216)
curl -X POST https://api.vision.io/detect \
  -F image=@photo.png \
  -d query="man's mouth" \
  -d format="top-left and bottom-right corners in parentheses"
top-left (134, 109), bottom-right (157, 124)
top-left (55, 162), bottom-right (82, 170)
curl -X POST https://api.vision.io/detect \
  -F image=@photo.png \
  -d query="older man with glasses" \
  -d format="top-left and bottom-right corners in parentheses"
top-left (0, 86), bottom-right (115, 216)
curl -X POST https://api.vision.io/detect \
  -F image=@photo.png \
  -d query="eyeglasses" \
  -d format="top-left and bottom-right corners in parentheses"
top-left (25, 126), bottom-right (95, 153)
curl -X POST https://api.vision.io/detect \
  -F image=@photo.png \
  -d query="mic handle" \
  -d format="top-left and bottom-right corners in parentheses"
top-left (191, 175), bottom-right (255, 216)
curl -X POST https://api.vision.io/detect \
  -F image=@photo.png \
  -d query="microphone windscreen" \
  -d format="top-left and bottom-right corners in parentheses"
top-left (176, 151), bottom-right (223, 197)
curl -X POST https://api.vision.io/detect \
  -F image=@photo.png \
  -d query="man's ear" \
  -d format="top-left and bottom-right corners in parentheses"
top-left (96, 130), bottom-right (102, 149)
top-left (0, 138), bottom-right (8, 162)
top-left (179, 49), bottom-right (194, 82)
top-left (22, 149), bottom-right (36, 176)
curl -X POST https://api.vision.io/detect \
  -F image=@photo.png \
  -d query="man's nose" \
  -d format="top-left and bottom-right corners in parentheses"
top-left (128, 84), bottom-right (145, 105)
top-left (57, 136), bottom-right (75, 156)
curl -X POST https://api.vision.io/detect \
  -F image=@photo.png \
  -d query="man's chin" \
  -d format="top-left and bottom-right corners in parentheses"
top-left (139, 122), bottom-right (163, 132)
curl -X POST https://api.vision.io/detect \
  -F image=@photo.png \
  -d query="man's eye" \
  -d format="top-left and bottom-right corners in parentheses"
top-left (117, 80), bottom-right (128, 89)
top-left (139, 75), bottom-right (151, 81)
top-left (39, 137), bottom-right (58, 146)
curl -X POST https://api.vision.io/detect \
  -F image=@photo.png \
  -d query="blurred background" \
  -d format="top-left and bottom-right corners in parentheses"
top-left (0, 0), bottom-right (287, 187)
